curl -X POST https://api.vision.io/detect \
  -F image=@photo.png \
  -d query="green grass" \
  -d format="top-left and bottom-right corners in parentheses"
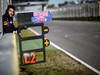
top-left (15, 29), bottom-right (97, 75)
top-left (22, 39), bottom-right (43, 51)
top-left (20, 50), bottom-right (97, 75)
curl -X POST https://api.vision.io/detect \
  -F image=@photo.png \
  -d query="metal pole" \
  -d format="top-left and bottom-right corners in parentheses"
top-left (0, 0), bottom-right (3, 39)
top-left (99, 2), bottom-right (100, 16)
top-left (42, 4), bottom-right (45, 11)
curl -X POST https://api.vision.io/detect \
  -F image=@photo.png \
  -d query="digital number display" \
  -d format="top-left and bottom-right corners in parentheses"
top-left (23, 52), bottom-right (37, 64)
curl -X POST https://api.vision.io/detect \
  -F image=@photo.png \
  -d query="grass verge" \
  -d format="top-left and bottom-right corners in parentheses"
top-left (15, 29), bottom-right (97, 75)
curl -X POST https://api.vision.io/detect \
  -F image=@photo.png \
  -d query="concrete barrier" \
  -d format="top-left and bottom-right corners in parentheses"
top-left (0, 33), bottom-right (19, 75)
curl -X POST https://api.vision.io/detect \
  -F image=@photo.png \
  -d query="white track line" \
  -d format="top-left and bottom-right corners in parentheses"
top-left (28, 28), bottom-right (100, 75)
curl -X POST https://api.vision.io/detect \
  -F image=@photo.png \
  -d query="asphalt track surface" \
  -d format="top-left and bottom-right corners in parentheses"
top-left (32, 21), bottom-right (100, 71)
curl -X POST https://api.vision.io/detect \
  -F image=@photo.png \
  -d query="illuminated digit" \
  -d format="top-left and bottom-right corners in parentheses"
top-left (30, 52), bottom-right (36, 64)
top-left (24, 53), bottom-right (30, 64)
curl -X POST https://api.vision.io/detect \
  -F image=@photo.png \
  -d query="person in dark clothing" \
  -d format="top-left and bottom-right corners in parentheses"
top-left (2, 5), bottom-right (17, 34)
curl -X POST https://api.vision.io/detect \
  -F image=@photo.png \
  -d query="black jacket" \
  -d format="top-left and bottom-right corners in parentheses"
top-left (2, 14), bottom-right (17, 33)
